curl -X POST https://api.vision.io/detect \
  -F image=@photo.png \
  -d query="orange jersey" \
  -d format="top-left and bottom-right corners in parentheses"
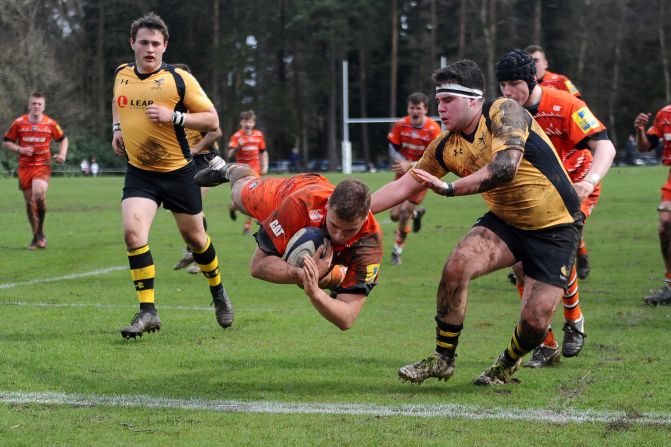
top-left (387, 116), bottom-right (442, 162)
top-left (534, 86), bottom-right (606, 163)
top-left (229, 129), bottom-right (266, 173)
top-left (4, 114), bottom-right (65, 168)
top-left (241, 173), bottom-right (382, 295)
top-left (646, 105), bottom-right (671, 166)
top-left (540, 70), bottom-right (581, 97)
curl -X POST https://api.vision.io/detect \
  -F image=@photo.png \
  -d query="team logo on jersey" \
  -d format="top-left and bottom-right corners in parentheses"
top-left (269, 219), bottom-right (284, 237)
top-left (152, 78), bottom-right (165, 89)
top-left (117, 96), bottom-right (129, 108)
top-left (365, 264), bottom-right (380, 283)
top-left (664, 133), bottom-right (671, 141)
top-left (309, 209), bottom-right (324, 222)
top-left (553, 105), bottom-right (562, 112)
top-left (572, 107), bottom-right (599, 133)
top-left (120, 79), bottom-right (128, 85)
top-left (565, 80), bottom-right (579, 95)
top-left (246, 180), bottom-right (260, 190)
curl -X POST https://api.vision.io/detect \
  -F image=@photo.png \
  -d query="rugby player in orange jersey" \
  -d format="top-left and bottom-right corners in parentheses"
top-left (635, 106), bottom-right (671, 305)
top-left (525, 45), bottom-right (581, 98)
top-left (227, 110), bottom-right (268, 235)
top-left (195, 161), bottom-right (382, 330)
top-left (496, 50), bottom-right (615, 367)
top-left (386, 92), bottom-right (442, 265)
top-left (3, 92), bottom-right (68, 249)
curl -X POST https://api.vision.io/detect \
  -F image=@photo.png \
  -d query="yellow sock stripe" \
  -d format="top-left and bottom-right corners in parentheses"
top-left (130, 265), bottom-right (155, 281)
top-left (511, 331), bottom-right (524, 355)
top-left (436, 340), bottom-right (455, 350)
top-left (197, 259), bottom-right (219, 273)
top-left (192, 237), bottom-right (211, 254)
top-left (137, 288), bottom-right (155, 303)
top-left (127, 245), bottom-right (150, 256)
top-left (506, 346), bottom-right (522, 360)
top-left (438, 329), bottom-right (461, 338)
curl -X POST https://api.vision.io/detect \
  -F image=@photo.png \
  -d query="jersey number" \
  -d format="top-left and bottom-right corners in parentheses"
top-left (270, 220), bottom-right (285, 237)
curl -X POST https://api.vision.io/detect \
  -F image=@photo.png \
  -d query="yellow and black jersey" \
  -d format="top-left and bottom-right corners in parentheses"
top-left (414, 97), bottom-right (581, 230)
top-left (113, 63), bottom-right (214, 172)
top-left (185, 128), bottom-right (219, 155)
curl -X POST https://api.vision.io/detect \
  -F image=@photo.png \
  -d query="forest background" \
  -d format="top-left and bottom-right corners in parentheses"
top-left (0, 0), bottom-right (668, 172)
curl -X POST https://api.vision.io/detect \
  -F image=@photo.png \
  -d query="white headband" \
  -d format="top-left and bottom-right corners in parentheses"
top-left (436, 83), bottom-right (483, 99)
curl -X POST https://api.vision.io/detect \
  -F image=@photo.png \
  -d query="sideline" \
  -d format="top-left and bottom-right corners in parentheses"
top-left (1, 390), bottom-right (670, 425)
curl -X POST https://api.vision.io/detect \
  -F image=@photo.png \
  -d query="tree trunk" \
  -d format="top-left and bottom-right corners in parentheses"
top-left (660, 0), bottom-right (671, 103)
top-left (532, 0), bottom-right (541, 45)
top-left (358, 47), bottom-right (371, 165)
top-left (95, 1), bottom-right (104, 138)
top-left (576, 0), bottom-right (591, 82)
top-left (430, 0), bottom-right (437, 70)
top-left (607, 0), bottom-right (627, 150)
top-left (211, 0), bottom-right (221, 113)
top-left (458, 0), bottom-right (466, 59)
top-left (390, 0), bottom-right (398, 116)
top-left (480, 0), bottom-right (497, 98)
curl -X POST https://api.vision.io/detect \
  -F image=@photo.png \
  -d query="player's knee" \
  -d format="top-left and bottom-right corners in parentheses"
top-left (516, 319), bottom-right (547, 346)
top-left (659, 218), bottom-right (671, 238)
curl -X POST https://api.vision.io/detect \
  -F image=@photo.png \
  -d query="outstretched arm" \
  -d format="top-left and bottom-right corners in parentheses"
top-left (413, 149), bottom-right (522, 197)
top-left (370, 171), bottom-right (425, 213)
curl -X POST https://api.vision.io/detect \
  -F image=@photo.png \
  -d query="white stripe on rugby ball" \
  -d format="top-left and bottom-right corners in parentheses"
top-left (282, 227), bottom-right (326, 267)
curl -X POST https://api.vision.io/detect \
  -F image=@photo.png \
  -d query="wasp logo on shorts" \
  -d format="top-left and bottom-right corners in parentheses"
top-left (365, 264), bottom-right (380, 283)
top-left (559, 265), bottom-right (569, 282)
top-left (572, 107), bottom-right (599, 133)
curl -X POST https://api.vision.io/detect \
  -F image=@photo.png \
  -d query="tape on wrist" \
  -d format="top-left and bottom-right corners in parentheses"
top-left (172, 111), bottom-right (186, 126)
top-left (441, 182), bottom-right (455, 197)
top-left (112, 123), bottom-right (121, 132)
top-left (584, 173), bottom-right (600, 186)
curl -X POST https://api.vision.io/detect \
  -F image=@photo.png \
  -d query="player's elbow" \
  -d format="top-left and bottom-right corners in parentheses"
top-left (334, 318), bottom-right (355, 331)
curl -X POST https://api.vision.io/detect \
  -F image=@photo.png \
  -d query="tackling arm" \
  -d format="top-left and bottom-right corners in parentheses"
top-left (370, 171), bottom-right (426, 213)
top-left (191, 127), bottom-right (222, 155)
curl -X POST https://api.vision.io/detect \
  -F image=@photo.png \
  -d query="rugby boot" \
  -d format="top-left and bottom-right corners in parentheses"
top-left (173, 250), bottom-right (194, 270)
top-left (212, 285), bottom-right (234, 328)
top-left (412, 207), bottom-right (426, 233)
top-left (473, 353), bottom-right (522, 385)
top-left (562, 317), bottom-right (586, 357)
top-left (507, 272), bottom-right (517, 286)
top-left (36, 234), bottom-right (47, 249)
top-left (121, 312), bottom-right (162, 339)
top-left (390, 249), bottom-right (402, 265)
top-left (643, 286), bottom-right (671, 305)
top-left (576, 253), bottom-right (590, 280)
top-left (185, 262), bottom-right (201, 274)
top-left (398, 352), bottom-right (455, 384)
top-left (27, 236), bottom-right (39, 250)
top-left (194, 156), bottom-right (233, 187)
top-left (523, 344), bottom-right (560, 368)
top-left (228, 203), bottom-right (237, 221)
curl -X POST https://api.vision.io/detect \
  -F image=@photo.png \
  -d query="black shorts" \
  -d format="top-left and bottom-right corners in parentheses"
top-left (474, 211), bottom-right (583, 289)
top-left (122, 163), bottom-right (202, 215)
top-left (193, 150), bottom-right (220, 172)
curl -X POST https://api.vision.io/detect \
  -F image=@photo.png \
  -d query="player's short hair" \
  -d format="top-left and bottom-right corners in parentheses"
top-left (433, 60), bottom-right (485, 97)
top-left (130, 12), bottom-right (169, 42)
top-left (30, 92), bottom-right (45, 99)
top-left (240, 110), bottom-right (256, 121)
top-left (329, 179), bottom-right (371, 221)
top-left (407, 92), bottom-right (429, 107)
top-left (524, 45), bottom-right (545, 56)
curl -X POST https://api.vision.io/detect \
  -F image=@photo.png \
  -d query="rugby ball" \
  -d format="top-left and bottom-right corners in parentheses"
top-left (282, 226), bottom-right (326, 267)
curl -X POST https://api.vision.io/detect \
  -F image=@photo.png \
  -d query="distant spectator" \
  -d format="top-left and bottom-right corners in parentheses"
top-left (624, 134), bottom-right (636, 166)
top-left (289, 147), bottom-right (302, 172)
top-left (90, 157), bottom-right (100, 176)
top-left (80, 158), bottom-right (90, 176)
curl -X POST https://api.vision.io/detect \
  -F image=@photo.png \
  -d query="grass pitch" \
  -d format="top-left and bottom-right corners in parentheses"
top-left (1, 167), bottom-right (671, 445)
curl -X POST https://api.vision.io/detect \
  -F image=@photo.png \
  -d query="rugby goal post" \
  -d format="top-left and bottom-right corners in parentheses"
top-left (341, 59), bottom-right (445, 174)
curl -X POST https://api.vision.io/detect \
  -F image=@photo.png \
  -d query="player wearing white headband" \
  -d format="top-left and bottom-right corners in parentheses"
top-left (371, 59), bottom-right (583, 386)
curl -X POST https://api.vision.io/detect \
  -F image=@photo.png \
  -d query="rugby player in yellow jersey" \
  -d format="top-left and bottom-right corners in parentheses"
top-left (111, 12), bottom-right (233, 338)
top-left (371, 60), bottom-right (586, 385)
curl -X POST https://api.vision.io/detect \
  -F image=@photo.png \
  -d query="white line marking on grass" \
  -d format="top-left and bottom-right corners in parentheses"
top-left (1, 391), bottom-right (670, 425)
top-left (0, 301), bottom-right (212, 311)
top-left (0, 266), bottom-right (127, 289)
